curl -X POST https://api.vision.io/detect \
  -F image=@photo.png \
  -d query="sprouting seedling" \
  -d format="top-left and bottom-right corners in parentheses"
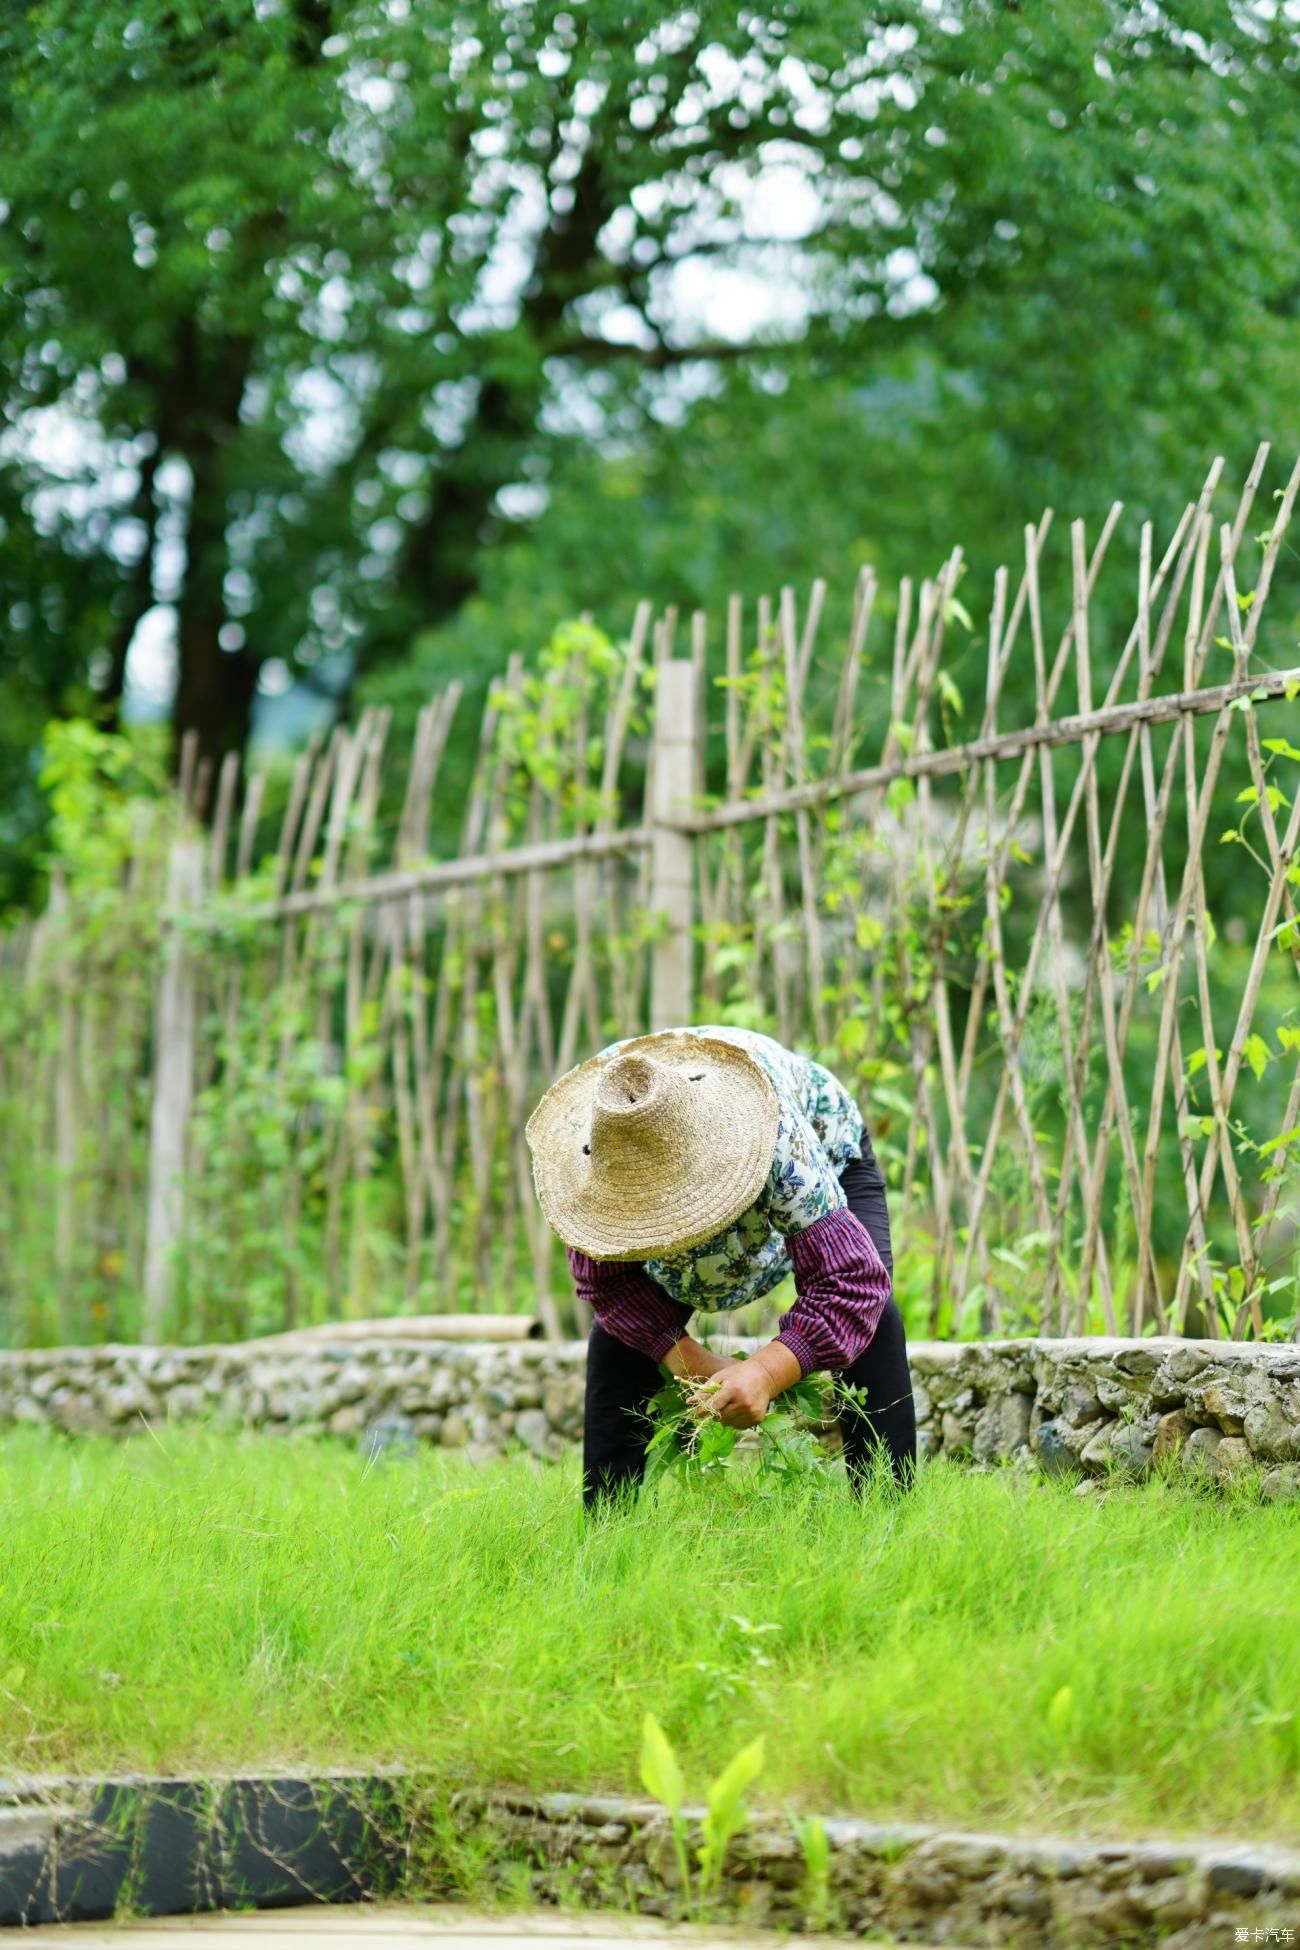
top-left (640, 1711), bottom-right (692, 1905)
top-left (638, 1712), bottom-right (768, 1917)
top-left (796, 1811), bottom-right (832, 1931)
top-left (697, 1730), bottom-right (766, 1901)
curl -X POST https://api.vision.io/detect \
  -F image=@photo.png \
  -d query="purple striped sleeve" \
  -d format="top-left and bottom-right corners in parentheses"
top-left (774, 1207), bottom-right (891, 1376)
top-left (566, 1246), bottom-right (693, 1363)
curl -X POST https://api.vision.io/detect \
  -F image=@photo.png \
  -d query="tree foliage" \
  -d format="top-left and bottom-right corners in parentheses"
top-left (3, 1), bottom-right (1300, 898)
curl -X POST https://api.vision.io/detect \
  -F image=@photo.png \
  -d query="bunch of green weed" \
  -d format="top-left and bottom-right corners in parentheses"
top-left (640, 1366), bottom-right (856, 1493)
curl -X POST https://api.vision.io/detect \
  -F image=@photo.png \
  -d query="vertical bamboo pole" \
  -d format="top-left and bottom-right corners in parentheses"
top-left (650, 660), bottom-right (700, 1031)
top-left (142, 833), bottom-right (204, 1342)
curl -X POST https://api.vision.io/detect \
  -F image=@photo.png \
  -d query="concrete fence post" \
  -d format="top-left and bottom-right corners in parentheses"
top-left (649, 658), bottom-right (699, 1032)
top-left (142, 833), bottom-right (204, 1342)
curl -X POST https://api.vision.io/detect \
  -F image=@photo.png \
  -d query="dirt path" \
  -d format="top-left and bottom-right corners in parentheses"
top-left (16, 1901), bottom-right (956, 1946)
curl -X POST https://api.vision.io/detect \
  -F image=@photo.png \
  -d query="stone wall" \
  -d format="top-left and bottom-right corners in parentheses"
top-left (465, 1786), bottom-right (1300, 1949)
top-left (2, 1333), bottom-right (1299, 1489)
top-left (6, 1770), bottom-right (1297, 1944)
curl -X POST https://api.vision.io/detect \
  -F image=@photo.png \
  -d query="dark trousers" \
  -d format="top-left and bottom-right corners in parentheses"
top-left (582, 1126), bottom-right (918, 1509)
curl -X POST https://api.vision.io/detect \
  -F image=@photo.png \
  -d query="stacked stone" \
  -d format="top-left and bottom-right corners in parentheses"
top-left (908, 1337), bottom-right (1300, 1498)
top-left (1, 1335), bottom-right (1298, 1493)
top-left (459, 1788), bottom-right (1300, 1948)
top-left (0, 1340), bottom-right (586, 1462)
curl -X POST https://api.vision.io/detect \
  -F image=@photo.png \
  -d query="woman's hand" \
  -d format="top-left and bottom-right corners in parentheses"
top-left (693, 1341), bottom-right (804, 1429)
top-left (702, 1359), bottom-right (776, 1428)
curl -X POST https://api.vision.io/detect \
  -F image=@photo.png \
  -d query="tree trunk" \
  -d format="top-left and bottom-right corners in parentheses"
top-left (102, 442), bottom-right (160, 729)
top-left (163, 328), bottom-right (257, 781)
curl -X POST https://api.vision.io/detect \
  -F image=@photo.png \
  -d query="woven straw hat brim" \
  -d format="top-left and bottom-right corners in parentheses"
top-left (525, 1031), bottom-right (780, 1261)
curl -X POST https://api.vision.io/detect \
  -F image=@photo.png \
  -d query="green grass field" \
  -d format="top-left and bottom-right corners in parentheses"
top-left (2, 1428), bottom-right (1297, 1845)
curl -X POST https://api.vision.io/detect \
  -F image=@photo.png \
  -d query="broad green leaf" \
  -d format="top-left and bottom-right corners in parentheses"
top-left (707, 1734), bottom-right (766, 1825)
top-left (1242, 1034), bottom-right (1270, 1082)
top-left (1047, 1685), bottom-right (1073, 1736)
top-left (798, 1812), bottom-right (830, 1882)
top-left (640, 1713), bottom-right (685, 1818)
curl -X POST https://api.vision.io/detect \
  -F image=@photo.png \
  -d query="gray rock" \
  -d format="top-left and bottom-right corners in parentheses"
top-left (99, 1372), bottom-right (159, 1419)
top-left (1261, 1464), bottom-right (1300, 1503)
top-left (1111, 1346), bottom-right (1160, 1376)
top-left (1244, 1397), bottom-right (1300, 1461)
top-left (1060, 1382), bottom-right (1105, 1428)
top-left (1133, 1874), bottom-right (1199, 1925)
top-left (542, 1375), bottom-right (584, 1438)
top-left (1185, 1425), bottom-right (1223, 1467)
top-left (971, 1400), bottom-right (1002, 1461)
top-left (1033, 1419), bottom-right (1077, 1477)
top-left (1153, 1408), bottom-right (1194, 1463)
top-left (51, 1390), bottom-right (111, 1435)
top-left (1207, 1852), bottom-right (1271, 1895)
top-left (439, 1411), bottom-right (469, 1449)
top-left (974, 1396), bottom-right (1036, 1458)
top-left (328, 1402), bottom-right (367, 1437)
top-left (513, 1409), bottom-right (552, 1458)
top-left (1079, 1420), bottom-right (1152, 1479)
top-left (165, 1383), bottom-right (206, 1420)
top-left (1095, 1373), bottom-right (1144, 1410)
top-left (1212, 1435), bottom-right (1252, 1477)
top-left (362, 1412), bottom-right (418, 1461)
top-left (941, 1409), bottom-right (973, 1453)
top-left (1200, 1382), bottom-right (1248, 1433)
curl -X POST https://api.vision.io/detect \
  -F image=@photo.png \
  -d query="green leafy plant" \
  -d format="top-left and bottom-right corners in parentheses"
top-left (638, 1711), bottom-right (766, 1917)
top-left (697, 1729), bottom-right (767, 1901)
top-left (796, 1810), bottom-right (833, 1931)
top-left (640, 1361), bottom-right (846, 1494)
top-left (639, 1711), bottom-right (692, 1906)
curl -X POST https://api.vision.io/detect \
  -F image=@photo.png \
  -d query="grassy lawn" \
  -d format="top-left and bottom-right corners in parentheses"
top-left (2, 1428), bottom-right (1297, 1845)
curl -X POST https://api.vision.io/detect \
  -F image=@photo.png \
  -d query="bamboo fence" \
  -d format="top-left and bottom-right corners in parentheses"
top-left (1, 448), bottom-right (1298, 1347)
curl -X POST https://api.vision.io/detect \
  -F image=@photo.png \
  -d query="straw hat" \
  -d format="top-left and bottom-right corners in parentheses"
top-left (525, 1030), bottom-right (780, 1261)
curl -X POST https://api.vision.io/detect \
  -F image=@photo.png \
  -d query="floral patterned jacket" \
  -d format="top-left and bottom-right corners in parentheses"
top-left (606, 1023), bottom-right (865, 1312)
top-left (567, 1025), bottom-right (890, 1377)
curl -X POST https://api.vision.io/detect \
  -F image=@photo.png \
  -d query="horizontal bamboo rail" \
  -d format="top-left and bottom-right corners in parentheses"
top-left (234, 824), bottom-right (654, 923)
top-left (194, 666), bottom-right (1300, 932)
top-left (671, 664), bottom-right (1300, 834)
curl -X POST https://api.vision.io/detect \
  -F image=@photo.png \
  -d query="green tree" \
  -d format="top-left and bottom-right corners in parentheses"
top-left (2, 0), bottom-right (1299, 895)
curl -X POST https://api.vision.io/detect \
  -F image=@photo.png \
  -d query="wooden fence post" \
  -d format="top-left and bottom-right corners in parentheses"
top-left (45, 869), bottom-right (79, 1300)
top-left (142, 834), bottom-right (204, 1342)
top-left (650, 658), bottom-right (700, 1031)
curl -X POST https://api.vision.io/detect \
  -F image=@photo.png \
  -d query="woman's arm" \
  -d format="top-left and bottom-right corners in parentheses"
top-left (775, 1206), bottom-right (892, 1374)
top-left (567, 1245), bottom-right (700, 1366)
top-left (663, 1336), bottom-right (732, 1380)
top-left (702, 1208), bottom-right (890, 1430)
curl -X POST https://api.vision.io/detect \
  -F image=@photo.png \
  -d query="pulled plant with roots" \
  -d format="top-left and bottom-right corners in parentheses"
top-left (642, 1358), bottom-right (867, 1492)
